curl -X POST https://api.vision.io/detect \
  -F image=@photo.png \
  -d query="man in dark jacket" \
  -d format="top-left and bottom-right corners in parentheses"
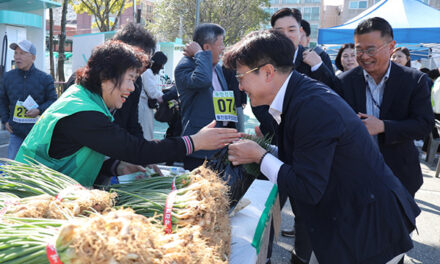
top-left (337, 17), bottom-right (433, 198)
top-left (0, 40), bottom-right (57, 159)
top-left (225, 29), bottom-right (419, 264)
top-left (253, 8), bottom-right (337, 147)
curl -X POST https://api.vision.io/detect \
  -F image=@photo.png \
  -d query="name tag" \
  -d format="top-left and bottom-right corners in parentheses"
top-left (213, 91), bottom-right (237, 122)
top-left (13, 101), bottom-right (38, 124)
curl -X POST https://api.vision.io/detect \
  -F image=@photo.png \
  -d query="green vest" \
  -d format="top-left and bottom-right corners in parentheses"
top-left (16, 85), bottom-right (114, 187)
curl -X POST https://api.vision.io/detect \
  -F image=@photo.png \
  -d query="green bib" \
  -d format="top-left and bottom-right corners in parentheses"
top-left (16, 85), bottom-right (114, 187)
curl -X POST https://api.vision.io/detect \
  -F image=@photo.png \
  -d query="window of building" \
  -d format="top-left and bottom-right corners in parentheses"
top-left (303, 7), bottom-right (320, 21)
top-left (304, 0), bottom-right (321, 3)
top-left (421, 0), bottom-right (430, 4)
top-left (349, 1), bottom-right (368, 9)
top-left (374, 0), bottom-right (381, 4)
top-left (310, 24), bottom-right (318, 39)
top-left (285, 0), bottom-right (301, 3)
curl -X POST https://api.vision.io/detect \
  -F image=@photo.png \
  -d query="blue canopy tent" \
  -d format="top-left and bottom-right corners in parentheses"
top-left (318, 0), bottom-right (440, 45)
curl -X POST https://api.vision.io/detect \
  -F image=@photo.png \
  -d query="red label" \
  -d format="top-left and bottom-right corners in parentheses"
top-left (164, 190), bottom-right (177, 234)
top-left (171, 177), bottom-right (177, 191)
top-left (56, 185), bottom-right (85, 202)
top-left (46, 243), bottom-right (63, 264)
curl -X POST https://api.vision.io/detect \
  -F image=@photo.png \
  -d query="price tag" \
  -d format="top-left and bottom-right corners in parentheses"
top-left (46, 243), bottom-right (63, 264)
top-left (13, 101), bottom-right (38, 123)
top-left (212, 91), bottom-right (238, 122)
top-left (164, 190), bottom-right (177, 234)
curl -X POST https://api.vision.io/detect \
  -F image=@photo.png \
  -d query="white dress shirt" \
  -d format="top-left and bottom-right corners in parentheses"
top-left (259, 72), bottom-right (293, 184)
top-left (363, 61), bottom-right (391, 144)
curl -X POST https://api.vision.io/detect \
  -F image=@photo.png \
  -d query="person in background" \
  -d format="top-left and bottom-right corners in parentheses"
top-left (428, 68), bottom-right (440, 82)
top-left (16, 41), bottom-right (240, 187)
top-left (337, 17), bottom-right (433, 202)
top-left (391, 47), bottom-right (411, 67)
top-left (270, 9), bottom-right (337, 258)
top-left (299, 19), bottom-right (331, 69)
top-left (225, 29), bottom-right (420, 264)
top-left (335, 43), bottom-right (358, 75)
top-left (0, 40), bottom-right (57, 159)
top-left (139, 51), bottom-right (168, 140)
top-left (175, 23), bottom-right (235, 171)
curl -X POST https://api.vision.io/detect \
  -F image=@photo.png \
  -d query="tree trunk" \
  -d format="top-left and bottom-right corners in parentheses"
top-left (49, 8), bottom-right (55, 79)
top-left (57, 0), bottom-right (68, 82)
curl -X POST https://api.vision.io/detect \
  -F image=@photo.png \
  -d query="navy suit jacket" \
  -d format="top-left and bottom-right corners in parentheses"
top-left (294, 45), bottom-right (337, 89)
top-left (337, 63), bottom-right (434, 196)
top-left (276, 71), bottom-right (420, 263)
top-left (175, 50), bottom-right (230, 159)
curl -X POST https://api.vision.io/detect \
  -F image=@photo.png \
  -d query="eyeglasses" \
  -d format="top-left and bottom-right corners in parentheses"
top-left (235, 64), bottom-right (266, 83)
top-left (355, 42), bottom-right (389, 57)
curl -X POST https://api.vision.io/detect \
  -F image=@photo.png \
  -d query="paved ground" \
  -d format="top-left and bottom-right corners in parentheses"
top-left (270, 156), bottom-right (440, 264)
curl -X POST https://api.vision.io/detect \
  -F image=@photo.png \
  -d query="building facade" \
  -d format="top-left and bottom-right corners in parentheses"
top-left (322, 0), bottom-right (440, 29)
top-left (266, 0), bottom-right (323, 46)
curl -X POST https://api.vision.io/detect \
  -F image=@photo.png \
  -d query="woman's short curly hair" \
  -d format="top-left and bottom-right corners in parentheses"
top-left (76, 40), bottom-right (144, 95)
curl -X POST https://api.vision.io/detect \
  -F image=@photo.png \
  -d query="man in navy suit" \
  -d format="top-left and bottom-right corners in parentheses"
top-left (264, 8), bottom-right (339, 262)
top-left (337, 17), bottom-right (433, 198)
top-left (175, 23), bottom-right (235, 170)
top-left (225, 30), bottom-right (420, 264)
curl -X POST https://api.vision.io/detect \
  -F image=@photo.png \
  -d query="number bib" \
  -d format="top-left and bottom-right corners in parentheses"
top-left (13, 101), bottom-right (38, 124)
top-left (213, 91), bottom-right (237, 122)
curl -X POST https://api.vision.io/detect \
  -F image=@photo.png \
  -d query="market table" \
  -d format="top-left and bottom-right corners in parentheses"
top-left (229, 179), bottom-right (280, 264)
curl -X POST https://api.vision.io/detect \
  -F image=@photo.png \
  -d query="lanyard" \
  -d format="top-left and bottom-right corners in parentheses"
top-left (366, 82), bottom-right (381, 110)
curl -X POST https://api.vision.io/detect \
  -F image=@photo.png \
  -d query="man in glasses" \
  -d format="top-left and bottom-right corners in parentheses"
top-left (337, 17), bottom-right (433, 200)
top-left (225, 29), bottom-right (420, 264)
top-left (175, 23), bottom-right (235, 170)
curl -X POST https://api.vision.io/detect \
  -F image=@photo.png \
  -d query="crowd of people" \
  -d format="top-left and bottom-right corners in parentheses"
top-left (0, 6), bottom-right (439, 264)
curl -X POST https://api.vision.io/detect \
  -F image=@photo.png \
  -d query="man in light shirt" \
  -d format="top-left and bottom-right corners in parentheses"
top-left (175, 23), bottom-right (235, 170)
top-left (337, 17), bottom-right (433, 200)
top-left (224, 30), bottom-right (419, 264)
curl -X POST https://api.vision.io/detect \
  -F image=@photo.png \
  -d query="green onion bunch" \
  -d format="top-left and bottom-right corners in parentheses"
top-left (0, 217), bottom-right (64, 264)
top-left (0, 159), bottom-right (80, 198)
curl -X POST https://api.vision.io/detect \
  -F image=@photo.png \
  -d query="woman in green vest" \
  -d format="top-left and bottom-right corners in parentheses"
top-left (16, 41), bottom-right (240, 187)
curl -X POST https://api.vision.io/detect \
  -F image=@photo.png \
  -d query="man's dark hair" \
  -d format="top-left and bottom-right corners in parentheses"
top-left (301, 19), bottom-right (311, 37)
top-left (271, 8), bottom-right (302, 27)
top-left (113, 22), bottom-right (156, 54)
top-left (76, 40), bottom-right (143, 95)
top-left (335, 43), bottom-right (355, 71)
top-left (420, 68), bottom-right (430, 74)
top-left (150, 51), bottom-right (168, 75)
top-left (354, 17), bottom-right (394, 40)
top-left (193, 23), bottom-right (225, 47)
top-left (223, 30), bottom-right (294, 74)
top-left (429, 69), bottom-right (440, 81)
